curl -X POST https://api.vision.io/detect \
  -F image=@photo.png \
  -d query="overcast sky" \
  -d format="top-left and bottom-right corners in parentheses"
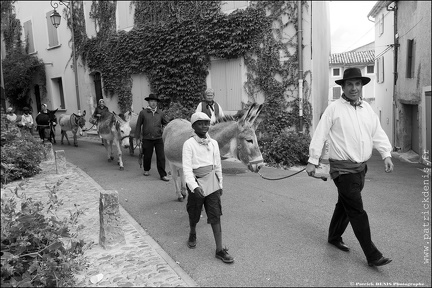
top-left (330, 1), bottom-right (377, 54)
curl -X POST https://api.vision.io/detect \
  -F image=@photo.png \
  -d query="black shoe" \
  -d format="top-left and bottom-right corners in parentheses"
top-left (328, 240), bottom-right (350, 252)
top-left (216, 248), bottom-right (234, 263)
top-left (368, 256), bottom-right (392, 267)
top-left (187, 233), bottom-right (196, 249)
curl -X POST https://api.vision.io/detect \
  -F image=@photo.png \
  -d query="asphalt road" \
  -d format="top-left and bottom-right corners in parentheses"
top-left (53, 136), bottom-right (431, 287)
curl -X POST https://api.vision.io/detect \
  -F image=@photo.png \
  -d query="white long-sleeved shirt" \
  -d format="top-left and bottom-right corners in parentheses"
top-left (20, 114), bottom-right (34, 127)
top-left (182, 136), bottom-right (223, 193)
top-left (308, 98), bottom-right (392, 166)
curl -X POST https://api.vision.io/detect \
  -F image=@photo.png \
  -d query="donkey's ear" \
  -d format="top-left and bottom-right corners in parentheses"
top-left (249, 104), bottom-right (263, 129)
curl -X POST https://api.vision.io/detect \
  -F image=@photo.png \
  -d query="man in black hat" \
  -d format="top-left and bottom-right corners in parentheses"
top-left (306, 67), bottom-right (394, 267)
top-left (135, 93), bottom-right (170, 181)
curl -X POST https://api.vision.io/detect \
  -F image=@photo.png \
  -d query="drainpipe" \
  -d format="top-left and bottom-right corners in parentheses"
top-left (297, 1), bottom-right (304, 132)
top-left (387, 1), bottom-right (398, 150)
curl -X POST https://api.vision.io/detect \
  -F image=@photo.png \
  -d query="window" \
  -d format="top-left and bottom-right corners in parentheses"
top-left (366, 65), bottom-right (374, 74)
top-left (46, 10), bottom-right (59, 47)
top-left (332, 68), bottom-right (341, 77)
top-left (52, 77), bottom-right (65, 109)
top-left (379, 13), bottom-right (384, 36)
top-left (23, 20), bottom-right (35, 54)
top-left (332, 87), bottom-right (341, 100)
top-left (406, 39), bottom-right (415, 78)
top-left (376, 56), bottom-right (384, 83)
top-left (221, 1), bottom-right (248, 13)
top-left (117, 1), bottom-right (134, 31)
top-left (210, 58), bottom-right (242, 110)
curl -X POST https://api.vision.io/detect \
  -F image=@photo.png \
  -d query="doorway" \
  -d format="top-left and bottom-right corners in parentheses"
top-left (94, 72), bottom-right (103, 103)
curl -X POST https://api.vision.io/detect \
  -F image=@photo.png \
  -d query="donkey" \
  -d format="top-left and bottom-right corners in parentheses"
top-left (35, 108), bottom-right (58, 144)
top-left (98, 111), bottom-right (132, 170)
top-left (163, 103), bottom-right (264, 202)
top-left (58, 111), bottom-right (87, 147)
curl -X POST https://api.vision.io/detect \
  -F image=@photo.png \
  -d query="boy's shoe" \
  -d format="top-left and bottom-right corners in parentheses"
top-left (215, 248), bottom-right (234, 263)
top-left (143, 171), bottom-right (149, 176)
top-left (187, 233), bottom-right (196, 249)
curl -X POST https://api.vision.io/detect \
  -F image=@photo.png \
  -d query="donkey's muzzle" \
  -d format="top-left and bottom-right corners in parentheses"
top-left (248, 160), bottom-right (264, 173)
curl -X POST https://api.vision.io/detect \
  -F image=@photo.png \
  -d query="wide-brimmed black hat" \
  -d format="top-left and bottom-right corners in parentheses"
top-left (335, 67), bottom-right (371, 86)
top-left (144, 93), bottom-right (160, 102)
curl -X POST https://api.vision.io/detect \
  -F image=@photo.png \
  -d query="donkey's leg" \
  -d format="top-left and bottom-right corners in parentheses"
top-left (103, 139), bottom-right (113, 162)
top-left (178, 167), bottom-right (187, 199)
top-left (129, 136), bottom-right (134, 155)
top-left (73, 131), bottom-right (78, 147)
top-left (115, 140), bottom-right (124, 170)
top-left (50, 127), bottom-right (56, 144)
top-left (62, 130), bottom-right (71, 145)
top-left (169, 162), bottom-right (182, 201)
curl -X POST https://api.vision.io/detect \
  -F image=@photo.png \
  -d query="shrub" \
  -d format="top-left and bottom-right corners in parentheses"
top-left (1, 126), bottom-right (45, 185)
top-left (259, 131), bottom-right (310, 168)
top-left (1, 180), bottom-right (87, 287)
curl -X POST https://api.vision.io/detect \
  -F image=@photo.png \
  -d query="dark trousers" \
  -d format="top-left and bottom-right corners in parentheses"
top-left (142, 138), bottom-right (167, 178)
top-left (328, 166), bottom-right (382, 262)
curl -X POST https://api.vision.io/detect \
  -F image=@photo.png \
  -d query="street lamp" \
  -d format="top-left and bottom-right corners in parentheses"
top-left (50, 0), bottom-right (81, 111)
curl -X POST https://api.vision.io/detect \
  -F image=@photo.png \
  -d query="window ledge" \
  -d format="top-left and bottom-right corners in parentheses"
top-left (47, 44), bottom-right (62, 50)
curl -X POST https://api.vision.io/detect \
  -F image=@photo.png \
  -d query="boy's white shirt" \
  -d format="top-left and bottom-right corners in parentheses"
top-left (182, 136), bottom-right (223, 192)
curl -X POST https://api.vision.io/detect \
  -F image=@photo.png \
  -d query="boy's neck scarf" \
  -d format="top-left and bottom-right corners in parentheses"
top-left (342, 93), bottom-right (362, 108)
top-left (146, 106), bottom-right (157, 115)
top-left (193, 133), bottom-right (211, 150)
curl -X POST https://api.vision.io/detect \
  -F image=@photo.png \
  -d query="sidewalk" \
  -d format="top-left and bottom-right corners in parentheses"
top-left (1, 156), bottom-right (197, 287)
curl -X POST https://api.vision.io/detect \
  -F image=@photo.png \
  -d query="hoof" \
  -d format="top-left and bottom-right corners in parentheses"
top-left (108, 158), bottom-right (112, 162)
top-left (110, 156), bottom-right (114, 160)
top-left (61, 142), bottom-right (64, 145)
top-left (119, 166), bottom-right (124, 171)
top-left (74, 144), bottom-right (78, 147)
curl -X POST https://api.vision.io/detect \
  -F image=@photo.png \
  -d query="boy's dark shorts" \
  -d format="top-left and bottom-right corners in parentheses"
top-left (186, 187), bottom-right (222, 225)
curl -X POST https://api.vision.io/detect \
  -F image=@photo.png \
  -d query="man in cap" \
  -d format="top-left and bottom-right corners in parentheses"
top-left (195, 88), bottom-right (225, 124)
top-left (92, 99), bottom-right (110, 145)
top-left (182, 111), bottom-right (234, 264)
top-left (135, 93), bottom-right (170, 181)
top-left (306, 67), bottom-right (394, 267)
top-left (92, 99), bottom-right (110, 122)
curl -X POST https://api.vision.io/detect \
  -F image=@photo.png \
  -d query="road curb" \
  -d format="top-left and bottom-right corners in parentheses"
top-left (67, 161), bottom-right (198, 287)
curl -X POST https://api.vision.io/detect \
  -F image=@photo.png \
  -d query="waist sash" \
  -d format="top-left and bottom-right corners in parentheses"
top-left (329, 159), bottom-right (366, 179)
top-left (193, 165), bottom-right (221, 196)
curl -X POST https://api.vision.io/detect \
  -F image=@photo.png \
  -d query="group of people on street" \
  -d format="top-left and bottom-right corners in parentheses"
top-left (6, 104), bottom-right (58, 144)
top-left (5, 106), bottom-right (34, 134)
top-left (4, 68), bottom-right (394, 267)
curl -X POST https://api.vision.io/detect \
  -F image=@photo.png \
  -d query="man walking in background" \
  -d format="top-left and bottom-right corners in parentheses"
top-left (135, 93), bottom-right (170, 181)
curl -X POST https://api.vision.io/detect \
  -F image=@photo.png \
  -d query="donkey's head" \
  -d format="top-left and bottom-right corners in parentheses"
top-left (236, 103), bottom-right (264, 173)
top-left (73, 110), bottom-right (86, 128)
top-left (47, 108), bottom-right (58, 124)
top-left (113, 111), bottom-right (132, 148)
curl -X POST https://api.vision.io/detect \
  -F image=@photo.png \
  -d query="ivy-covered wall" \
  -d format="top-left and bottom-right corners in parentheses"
top-left (65, 0), bottom-right (313, 166)
top-left (1, 0), bottom-right (47, 112)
